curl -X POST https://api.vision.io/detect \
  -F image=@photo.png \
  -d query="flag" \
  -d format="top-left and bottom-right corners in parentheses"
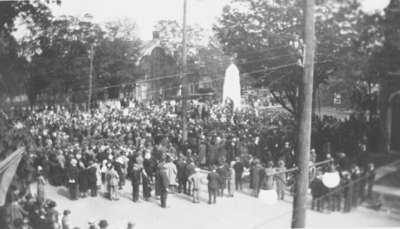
top-left (0, 148), bottom-right (24, 206)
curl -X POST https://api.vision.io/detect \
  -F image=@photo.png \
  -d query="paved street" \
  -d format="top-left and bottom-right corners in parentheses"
top-left (40, 182), bottom-right (399, 229)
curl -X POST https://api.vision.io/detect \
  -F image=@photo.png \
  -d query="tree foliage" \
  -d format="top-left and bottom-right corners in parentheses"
top-left (24, 16), bottom-right (142, 104)
top-left (0, 0), bottom-right (57, 103)
top-left (213, 0), bottom-right (373, 116)
top-left (153, 20), bottom-right (230, 95)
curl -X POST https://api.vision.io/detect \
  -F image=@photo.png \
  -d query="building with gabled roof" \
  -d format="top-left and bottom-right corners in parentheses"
top-left (135, 32), bottom-right (179, 101)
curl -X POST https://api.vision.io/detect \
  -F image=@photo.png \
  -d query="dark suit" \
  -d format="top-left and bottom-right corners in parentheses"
top-left (310, 177), bottom-right (328, 212)
top-left (66, 166), bottom-right (79, 200)
top-left (251, 164), bottom-right (263, 197)
top-left (234, 161), bottom-right (244, 190)
top-left (207, 171), bottom-right (220, 204)
top-left (159, 170), bottom-right (169, 208)
top-left (176, 160), bottom-right (187, 193)
top-left (130, 167), bottom-right (142, 202)
top-left (87, 165), bottom-right (97, 197)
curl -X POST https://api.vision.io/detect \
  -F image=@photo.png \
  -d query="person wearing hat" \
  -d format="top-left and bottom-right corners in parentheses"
top-left (88, 219), bottom-right (97, 229)
top-left (207, 165), bottom-right (220, 204)
top-left (36, 166), bottom-right (46, 206)
top-left (126, 222), bottom-right (136, 229)
top-left (106, 163), bottom-right (120, 200)
top-left (157, 164), bottom-right (170, 208)
top-left (45, 201), bottom-right (59, 229)
top-left (184, 158), bottom-right (196, 196)
top-left (198, 140), bottom-right (207, 166)
top-left (216, 161), bottom-right (228, 197)
top-left (175, 155), bottom-right (187, 194)
top-left (128, 159), bottom-right (142, 202)
top-left (275, 160), bottom-right (287, 200)
top-left (188, 167), bottom-right (203, 203)
top-left (98, 219), bottom-right (108, 229)
top-left (66, 159), bottom-right (79, 200)
top-left (309, 170), bottom-right (328, 212)
top-left (365, 162), bottom-right (375, 200)
top-left (61, 210), bottom-right (71, 229)
top-left (87, 160), bottom-right (98, 197)
top-left (227, 161), bottom-right (235, 197)
top-left (342, 171), bottom-right (353, 213)
top-left (233, 157), bottom-right (244, 191)
top-left (251, 159), bottom-right (263, 197)
top-left (164, 155), bottom-right (178, 192)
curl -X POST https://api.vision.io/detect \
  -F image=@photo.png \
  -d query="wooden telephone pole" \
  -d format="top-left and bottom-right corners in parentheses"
top-left (88, 44), bottom-right (95, 112)
top-left (181, 0), bottom-right (188, 142)
top-left (291, 0), bottom-right (316, 228)
top-left (87, 44), bottom-right (95, 138)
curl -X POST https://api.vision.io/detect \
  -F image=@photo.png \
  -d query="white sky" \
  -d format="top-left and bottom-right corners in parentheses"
top-left (47, 0), bottom-right (391, 40)
top-left (20, 0), bottom-right (391, 41)
top-left (49, 0), bottom-right (231, 40)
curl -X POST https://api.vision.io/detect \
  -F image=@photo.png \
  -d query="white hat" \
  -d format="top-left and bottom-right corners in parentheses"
top-left (71, 159), bottom-right (77, 166)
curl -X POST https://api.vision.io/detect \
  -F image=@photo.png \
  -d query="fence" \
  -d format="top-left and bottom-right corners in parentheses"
top-left (312, 173), bottom-right (374, 213)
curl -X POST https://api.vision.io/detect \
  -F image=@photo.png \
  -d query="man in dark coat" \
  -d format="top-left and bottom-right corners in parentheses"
top-left (176, 156), bottom-right (187, 194)
top-left (216, 163), bottom-right (228, 197)
top-left (365, 163), bottom-right (375, 200)
top-left (77, 159), bottom-right (88, 198)
top-left (66, 159), bottom-right (79, 200)
top-left (158, 165), bottom-right (170, 208)
top-left (351, 165), bottom-right (361, 207)
top-left (87, 161), bottom-right (98, 197)
top-left (207, 166), bottom-right (219, 204)
top-left (342, 171), bottom-right (353, 212)
top-left (129, 163), bottom-right (142, 202)
top-left (309, 171), bottom-right (328, 212)
top-left (142, 166), bottom-right (151, 201)
top-left (233, 157), bottom-right (244, 191)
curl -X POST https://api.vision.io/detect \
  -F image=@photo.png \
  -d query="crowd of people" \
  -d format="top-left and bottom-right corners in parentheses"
top-left (0, 98), bottom-right (378, 229)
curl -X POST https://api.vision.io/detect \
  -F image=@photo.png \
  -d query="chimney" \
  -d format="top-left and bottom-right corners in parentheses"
top-left (153, 31), bottom-right (160, 40)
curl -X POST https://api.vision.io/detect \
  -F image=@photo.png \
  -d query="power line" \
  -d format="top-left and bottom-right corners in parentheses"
top-left (36, 53), bottom-right (302, 96)
top-left (240, 54), bottom-right (299, 66)
top-left (34, 61), bottom-right (302, 100)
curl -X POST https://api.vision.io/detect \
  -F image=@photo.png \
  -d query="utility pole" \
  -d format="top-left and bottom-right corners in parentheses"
top-left (291, 0), bottom-right (315, 228)
top-left (87, 44), bottom-right (94, 138)
top-left (88, 44), bottom-right (94, 112)
top-left (181, 0), bottom-right (188, 142)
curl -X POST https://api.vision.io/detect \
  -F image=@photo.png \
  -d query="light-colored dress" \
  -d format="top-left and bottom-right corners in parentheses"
top-left (37, 175), bottom-right (46, 204)
top-left (164, 162), bottom-right (178, 186)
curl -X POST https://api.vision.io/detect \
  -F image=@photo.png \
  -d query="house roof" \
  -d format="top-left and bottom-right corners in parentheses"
top-left (135, 39), bottom-right (161, 65)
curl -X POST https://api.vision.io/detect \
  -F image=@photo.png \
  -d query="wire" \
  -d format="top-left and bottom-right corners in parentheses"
top-left (36, 52), bottom-right (300, 96)
top-left (32, 60), bottom-right (302, 101)
top-left (237, 45), bottom-right (291, 56)
top-left (240, 54), bottom-right (299, 66)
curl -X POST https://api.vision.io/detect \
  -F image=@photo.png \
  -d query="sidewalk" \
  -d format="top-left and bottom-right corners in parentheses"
top-left (372, 159), bottom-right (400, 216)
top-left (43, 183), bottom-right (399, 229)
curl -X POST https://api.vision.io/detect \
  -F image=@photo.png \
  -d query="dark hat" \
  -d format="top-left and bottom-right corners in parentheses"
top-left (48, 200), bottom-right (56, 208)
top-left (99, 219), bottom-right (108, 228)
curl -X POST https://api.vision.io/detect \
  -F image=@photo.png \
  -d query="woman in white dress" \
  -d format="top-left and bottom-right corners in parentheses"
top-left (259, 161), bottom-right (277, 205)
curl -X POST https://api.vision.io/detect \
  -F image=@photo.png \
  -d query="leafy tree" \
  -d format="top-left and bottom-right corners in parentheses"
top-left (94, 19), bottom-right (142, 99)
top-left (0, 0), bottom-right (57, 104)
top-left (24, 14), bottom-right (104, 104)
top-left (153, 20), bottom-right (230, 96)
top-left (367, 0), bottom-right (400, 151)
top-left (213, 0), bottom-right (369, 117)
top-left (24, 16), bottom-right (142, 103)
